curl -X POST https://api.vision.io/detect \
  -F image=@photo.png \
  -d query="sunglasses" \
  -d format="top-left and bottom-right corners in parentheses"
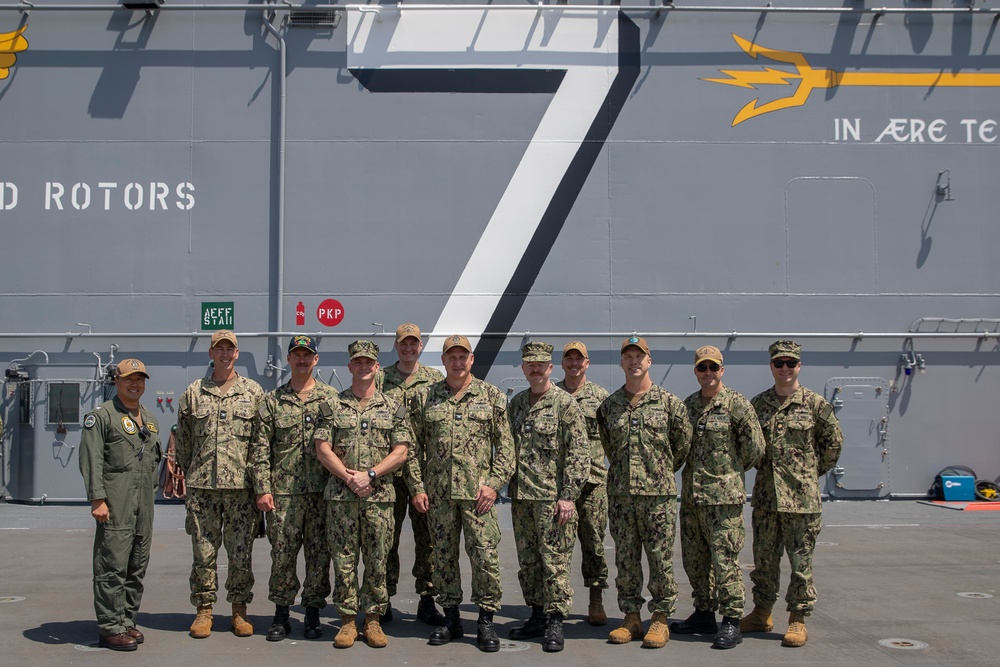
top-left (772, 359), bottom-right (800, 369)
top-left (695, 363), bottom-right (721, 372)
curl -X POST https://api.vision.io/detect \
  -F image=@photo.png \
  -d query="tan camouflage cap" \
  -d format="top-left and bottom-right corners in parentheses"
top-left (395, 323), bottom-right (422, 343)
top-left (442, 334), bottom-right (473, 353)
top-left (348, 339), bottom-right (379, 360)
top-left (521, 341), bottom-right (554, 363)
top-left (769, 340), bottom-right (802, 360)
top-left (211, 330), bottom-right (238, 348)
top-left (563, 341), bottom-right (589, 358)
top-left (695, 345), bottom-right (723, 365)
top-left (116, 358), bottom-right (150, 379)
top-left (620, 335), bottom-right (650, 355)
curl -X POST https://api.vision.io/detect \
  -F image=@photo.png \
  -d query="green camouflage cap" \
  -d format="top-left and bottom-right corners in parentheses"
top-left (768, 339), bottom-right (802, 360)
top-left (521, 341), bottom-right (554, 363)
top-left (348, 339), bottom-right (379, 360)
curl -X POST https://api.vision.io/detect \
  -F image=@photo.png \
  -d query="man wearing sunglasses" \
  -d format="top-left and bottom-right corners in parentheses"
top-left (673, 346), bottom-right (764, 650)
top-left (742, 340), bottom-right (843, 648)
top-left (79, 358), bottom-right (162, 651)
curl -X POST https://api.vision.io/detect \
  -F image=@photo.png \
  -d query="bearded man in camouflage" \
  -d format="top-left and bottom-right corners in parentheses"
top-left (507, 341), bottom-right (590, 652)
top-left (251, 335), bottom-right (336, 642)
top-left (407, 334), bottom-right (514, 653)
top-left (176, 330), bottom-right (265, 639)
top-left (376, 323), bottom-right (445, 626)
top-left (672, 345), bottom-right (764, 650)
top-left (598, 336), bottom-right (691, 649)
top-left (741, 340), bottom-right (843, 648)
top-left (315, 340), bottom-right (411, 649)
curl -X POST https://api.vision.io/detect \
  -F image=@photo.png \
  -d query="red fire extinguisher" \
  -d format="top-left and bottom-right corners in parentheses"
top-left (296, 301), bottom-right (305, 326)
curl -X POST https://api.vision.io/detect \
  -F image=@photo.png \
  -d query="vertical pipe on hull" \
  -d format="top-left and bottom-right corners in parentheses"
top-left (262, 6), bottom-right (286, 388)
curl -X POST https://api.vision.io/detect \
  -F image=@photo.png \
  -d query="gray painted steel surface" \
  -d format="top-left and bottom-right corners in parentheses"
top-left (0, 1), bottom-right (998, 501)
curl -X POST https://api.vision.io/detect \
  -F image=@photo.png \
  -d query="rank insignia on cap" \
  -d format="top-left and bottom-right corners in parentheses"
top-left (84, 414), bottom-right (97, 429)
top-left (122, 416), bottom-right (137, 434)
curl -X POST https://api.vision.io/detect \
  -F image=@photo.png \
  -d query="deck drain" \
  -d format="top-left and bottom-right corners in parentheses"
top-left (879, 638), bottom-right (928, 650)
top-left (817, 541), bottom-right (838, 546)
top-left (498, 639), bottom-right (531, 652)
top-left (956, 592), bottom-right (993, 599)
top-left (0, 596), bottom-right (25, 603)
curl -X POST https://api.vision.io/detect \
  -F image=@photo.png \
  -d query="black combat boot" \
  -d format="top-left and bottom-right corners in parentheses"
top-left (477, 608), bottom-right (500, 653)
top-left (712, 616), bottom-right (743, 649)
top-left (509, 605), bottom-right (546, 639)
top-left (266, 605), bottom-right (291, 642)
top-left (417, 594), bottom-right (446, 626)
top-left (670, 608), bottom-right (718, 634)
top-left (303, 606), bottom-right (322, 640)
top-left (428, 606), bottom-right (463, 645)
top-left (542, 612), bottom-right (565, 653)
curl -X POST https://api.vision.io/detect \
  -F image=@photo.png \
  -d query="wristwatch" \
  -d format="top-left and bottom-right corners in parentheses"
top-left (368, 468), bottom-right (377, 481)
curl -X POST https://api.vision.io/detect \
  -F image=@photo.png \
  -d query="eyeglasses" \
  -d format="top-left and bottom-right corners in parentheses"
top-left (772, 359), bottom-right (800, 369)
top-left (695, 363), bottom-right (720, 372)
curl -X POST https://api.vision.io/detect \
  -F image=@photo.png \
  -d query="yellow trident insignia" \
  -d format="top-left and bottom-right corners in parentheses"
top-left (705, 33), bottom-right (1000, 126)
top-left (0, 27), bottom-right (28, 80)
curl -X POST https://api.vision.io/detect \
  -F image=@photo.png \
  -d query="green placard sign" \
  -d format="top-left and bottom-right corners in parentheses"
top-left (201, 302), bottom-right (234, 330)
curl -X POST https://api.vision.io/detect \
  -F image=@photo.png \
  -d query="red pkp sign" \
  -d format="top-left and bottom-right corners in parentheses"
top-left (316, 298), bottom-right (345, 327)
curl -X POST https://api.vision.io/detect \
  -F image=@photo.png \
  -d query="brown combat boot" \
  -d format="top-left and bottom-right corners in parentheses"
top-left (231, 603), bottom-right (253, 637)
top-left (608, 611), bottom-right (643, 644)
top-left (782, 611), bottom-right (808, 647)
top-left (588, 586), bottom-right (607, 626)
top-left (364, 614), bottom-right (388, 648)
top-left (334, 615), bottom-right (357, 648)
top-left (740, 605), bottom-right (774, 633)
top-left (189, 604), bottom-right (213, 639)
top-left (641, 611), bottom-right (670, 648)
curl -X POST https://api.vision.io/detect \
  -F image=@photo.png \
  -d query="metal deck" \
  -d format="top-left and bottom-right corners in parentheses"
top-left (2, 500), bottom-right (998, 666)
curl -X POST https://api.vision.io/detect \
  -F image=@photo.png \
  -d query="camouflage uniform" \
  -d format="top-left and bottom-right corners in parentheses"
top-left (508, 384), bottom-right (590, 616)
top-left (176, 374), bottom-right (265, 607)
top-left (749, 386), bottom-right (843, 614)
top-left (598, 385), bottom-right (692, 615)
top-left (680, 386), bottom-right (765, 618)
top-left (250, 380), bottom-right (339, 608)
top-left (407, 377), bottom-right (515, 613)
top-left (556, 379), bottom-right (610, 590)
top-left (377, 362), bottom-right (444, 599)
top-left (79, 397), bottom-right (162, 636)
top-left (315, 388), bottom-right (413, 616)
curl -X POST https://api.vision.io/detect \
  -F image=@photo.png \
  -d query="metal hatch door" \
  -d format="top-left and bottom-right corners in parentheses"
top-left (825, 378), bottom-right (890, 499)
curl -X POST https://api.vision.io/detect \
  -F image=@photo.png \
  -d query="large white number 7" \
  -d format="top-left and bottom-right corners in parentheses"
top-left (348, 8), bottom-right (639, 372)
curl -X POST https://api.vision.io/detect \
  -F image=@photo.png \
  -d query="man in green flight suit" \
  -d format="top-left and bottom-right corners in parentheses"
top-left (79, 358), bottom-right (162, 651)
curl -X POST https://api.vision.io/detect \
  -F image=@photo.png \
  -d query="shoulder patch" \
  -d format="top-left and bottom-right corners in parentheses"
top-left (84, 414), bottom-right (97, 429)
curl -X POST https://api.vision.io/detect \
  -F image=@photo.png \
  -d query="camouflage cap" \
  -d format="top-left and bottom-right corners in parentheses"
top-left (695, 345), bottom-right (723, 365)
top-left (442, 334), bottom-right (473, 353)
top-left (521, 341), bottom-right (554, 363)
top-left (395, 322), bottom-right (422, 343)
top-left (116, 358), bottom-right (150, 379)
top-left (562, 341), bottom-right (589, 358)
top-left (210, 330), bottom-right (238, 348)
top-left (288, 334), bottom-right (318, 354)
top-left (620, 335), bottom-right (650, 355)
top-left (769, 339), bottom-right (802, 360)
top-left (348, 339), bottom-right (379, 360)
